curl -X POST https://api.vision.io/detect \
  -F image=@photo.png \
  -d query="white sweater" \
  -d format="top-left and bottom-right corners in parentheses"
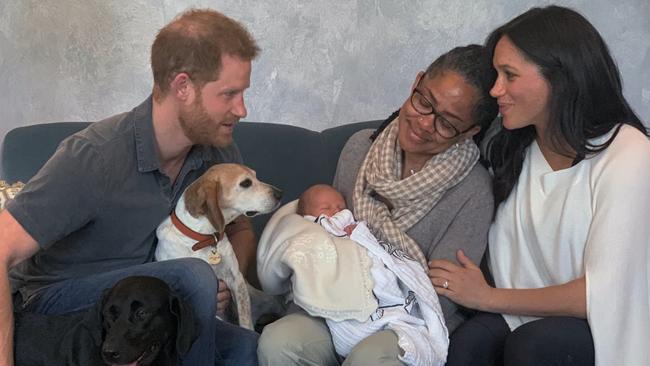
top-left (489, 125), bottom-right (650, 366)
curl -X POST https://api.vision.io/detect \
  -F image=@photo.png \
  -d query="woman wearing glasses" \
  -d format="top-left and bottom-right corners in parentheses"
top-left (259, 45), bottom-right (498, 365)
top-left (431, 6), bottom-right (650, 366)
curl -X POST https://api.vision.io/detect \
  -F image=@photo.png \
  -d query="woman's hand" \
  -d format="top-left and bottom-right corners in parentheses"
top-left (428, 249), bottom-right (493, 311)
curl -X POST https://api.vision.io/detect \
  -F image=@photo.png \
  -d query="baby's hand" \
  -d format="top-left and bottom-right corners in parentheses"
top-left (344, 224), bottom-right (357, 236)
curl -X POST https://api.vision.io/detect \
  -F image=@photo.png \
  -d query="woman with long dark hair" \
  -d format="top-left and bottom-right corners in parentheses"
top-left (429, 5), bottom-right (650, 366)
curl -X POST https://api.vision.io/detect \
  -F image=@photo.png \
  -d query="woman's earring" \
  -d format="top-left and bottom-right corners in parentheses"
top-left (454, 142), bottom-right (460, 149)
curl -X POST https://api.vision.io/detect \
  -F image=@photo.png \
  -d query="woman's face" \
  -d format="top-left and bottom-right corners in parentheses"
top-left (398, 71), bottom-right (480, 160)
top-left (490, 36), bottom-right (551, 131)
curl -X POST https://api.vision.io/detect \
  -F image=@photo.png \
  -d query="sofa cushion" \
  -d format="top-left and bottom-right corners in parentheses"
top-left (235, 121), bottom-right (382, 235)
top-left (320, 120), bottom-right (382, 180)
top-left (1, 120), bottom-right (382, 236)
top-left (1, 122), bottom-right (91, 184)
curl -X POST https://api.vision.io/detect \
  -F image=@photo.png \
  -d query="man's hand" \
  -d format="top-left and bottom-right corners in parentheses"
top-left (216, 280), bottom-right (232, 318)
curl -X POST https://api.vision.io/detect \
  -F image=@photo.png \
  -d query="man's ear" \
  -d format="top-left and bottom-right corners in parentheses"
top-left (170, 72), bottom-right (194, 102)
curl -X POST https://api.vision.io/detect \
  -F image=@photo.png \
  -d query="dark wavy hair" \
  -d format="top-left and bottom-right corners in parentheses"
top-left (485, 5), bottom-right (648, 207)
top-left (372, 45), bottom-right (498, 147)
top-left (425, 44), bottom-right (499, 146)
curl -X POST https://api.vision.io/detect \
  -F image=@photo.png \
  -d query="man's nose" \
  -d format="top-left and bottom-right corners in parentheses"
top-left (232, 94), bottom-right (247, 118)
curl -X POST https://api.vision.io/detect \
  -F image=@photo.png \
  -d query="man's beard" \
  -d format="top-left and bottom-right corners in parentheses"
top-left (178, 97), bottom-right (236, 147)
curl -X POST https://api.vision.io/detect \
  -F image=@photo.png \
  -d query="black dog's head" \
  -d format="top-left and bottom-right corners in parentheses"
top-left (100, 276), bottom-right (198, 366)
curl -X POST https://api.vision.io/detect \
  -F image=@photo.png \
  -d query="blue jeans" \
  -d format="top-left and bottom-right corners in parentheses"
top-left (19, 258), bottom-right (258, 366)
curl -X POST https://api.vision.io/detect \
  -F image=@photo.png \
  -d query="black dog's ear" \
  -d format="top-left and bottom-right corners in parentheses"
top-left (170, 296), bottom-right (199, 355)
top-left (82, 287), bottom-right (113, 347)
top-left (97, 287), bottom-right (113, 323)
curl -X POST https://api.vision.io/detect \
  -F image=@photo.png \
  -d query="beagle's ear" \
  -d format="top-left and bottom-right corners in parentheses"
top-left (184, 178), bottom-right (207, 218)
top-left (204, 180), bottom-right (225, 233)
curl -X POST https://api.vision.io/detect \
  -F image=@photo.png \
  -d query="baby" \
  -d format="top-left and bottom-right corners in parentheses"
top-left (295, 184), bottom-right (447, 366)
top-left (297, 184), bottom-right (357, 236)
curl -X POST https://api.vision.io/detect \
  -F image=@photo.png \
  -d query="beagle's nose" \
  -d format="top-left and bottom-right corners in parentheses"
top-left (272, 187), bottom-right (283, 200)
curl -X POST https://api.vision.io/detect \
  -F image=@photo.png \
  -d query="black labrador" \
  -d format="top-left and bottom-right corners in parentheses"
top-left (14, 276), bottom-right (198, 366)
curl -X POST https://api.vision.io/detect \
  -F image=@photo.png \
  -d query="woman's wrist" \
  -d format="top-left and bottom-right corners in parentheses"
top-left (475, 285), bottom-right (496, 313)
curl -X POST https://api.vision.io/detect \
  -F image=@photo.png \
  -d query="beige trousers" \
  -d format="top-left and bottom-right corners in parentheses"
top-left (257, 312), bottom-right (404, 366)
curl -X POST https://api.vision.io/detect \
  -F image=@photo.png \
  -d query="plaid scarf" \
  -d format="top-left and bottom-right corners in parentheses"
top-left (353, 116), bottom-right (479, 269)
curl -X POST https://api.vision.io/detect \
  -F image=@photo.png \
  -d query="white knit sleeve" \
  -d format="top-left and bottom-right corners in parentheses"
top-left (584, 126), bottom-right (650, 366)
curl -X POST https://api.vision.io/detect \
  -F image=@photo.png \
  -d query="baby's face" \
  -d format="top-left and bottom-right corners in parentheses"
top-left (305, 187), bottom-right (347, 217)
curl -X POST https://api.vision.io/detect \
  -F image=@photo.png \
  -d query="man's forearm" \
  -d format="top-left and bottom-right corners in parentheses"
top-left (0, 210), bottom-right (41, 366)
top-left (1, 270), bottom-right (15, 366)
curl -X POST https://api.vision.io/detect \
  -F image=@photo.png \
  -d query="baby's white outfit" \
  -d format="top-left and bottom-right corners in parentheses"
top-left (305, 209), bottom-right (448, 366)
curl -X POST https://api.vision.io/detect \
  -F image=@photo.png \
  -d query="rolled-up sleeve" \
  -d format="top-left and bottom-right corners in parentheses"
top-left (6, 135), bottom-right (105, 249)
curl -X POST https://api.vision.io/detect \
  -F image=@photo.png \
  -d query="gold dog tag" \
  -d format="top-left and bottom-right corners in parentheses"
top-left (208, 250), bottom-right (222, 265)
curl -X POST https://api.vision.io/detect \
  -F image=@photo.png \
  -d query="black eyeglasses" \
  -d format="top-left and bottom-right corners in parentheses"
top-left (409, 80), bottom-right (476, 139)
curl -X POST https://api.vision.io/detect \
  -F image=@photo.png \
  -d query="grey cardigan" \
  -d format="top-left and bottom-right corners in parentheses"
top-left (333, 129), bottom-right (494, 332)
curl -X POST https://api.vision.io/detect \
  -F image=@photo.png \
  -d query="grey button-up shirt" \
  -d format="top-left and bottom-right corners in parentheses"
top-left (8, 97), bottom-right (242, 300)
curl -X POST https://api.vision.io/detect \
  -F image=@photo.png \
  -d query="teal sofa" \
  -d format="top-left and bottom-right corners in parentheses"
top-left (1, 120), bottom-right (383, 237)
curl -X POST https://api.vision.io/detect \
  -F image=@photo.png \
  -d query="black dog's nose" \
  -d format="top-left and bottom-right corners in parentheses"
top-left (272, 187), bottom-right (283, 200)
top-left (102, 347), bottom-right (121, 362)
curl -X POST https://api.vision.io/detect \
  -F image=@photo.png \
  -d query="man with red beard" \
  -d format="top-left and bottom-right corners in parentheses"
top-left (1, 9), bottom-right (260, 366)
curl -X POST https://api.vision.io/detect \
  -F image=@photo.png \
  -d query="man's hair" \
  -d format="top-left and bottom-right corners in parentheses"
top-left (151, 9), bottom-right (260, 100)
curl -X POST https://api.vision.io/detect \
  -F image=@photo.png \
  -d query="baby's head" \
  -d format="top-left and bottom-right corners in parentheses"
top-left (297, 184), bottom-right (347, 217)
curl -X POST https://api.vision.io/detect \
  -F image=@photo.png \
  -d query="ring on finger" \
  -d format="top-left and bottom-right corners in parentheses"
top-left (443, 280), bottom-right (449, 289)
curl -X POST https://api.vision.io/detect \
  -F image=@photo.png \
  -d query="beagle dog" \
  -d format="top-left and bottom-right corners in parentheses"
top-left (155, 163), bottom-right (282, 329)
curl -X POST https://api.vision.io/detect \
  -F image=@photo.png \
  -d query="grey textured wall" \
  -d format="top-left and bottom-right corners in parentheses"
top-left (1, 0), bottom-right (649, 148)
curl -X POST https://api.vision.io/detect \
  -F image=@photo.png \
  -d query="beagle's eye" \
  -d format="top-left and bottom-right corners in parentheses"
top-left (240, 178), bottom-right (252, 188)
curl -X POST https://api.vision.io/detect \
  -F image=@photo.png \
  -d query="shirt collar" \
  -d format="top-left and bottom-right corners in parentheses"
top-left (132, 95), bottom-right (213, 173)
top-left (132, 96), bottom-right (159, 172)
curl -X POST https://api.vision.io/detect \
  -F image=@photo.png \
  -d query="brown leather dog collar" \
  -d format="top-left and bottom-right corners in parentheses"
top-left (170, 211), bottom-right (224, 251)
